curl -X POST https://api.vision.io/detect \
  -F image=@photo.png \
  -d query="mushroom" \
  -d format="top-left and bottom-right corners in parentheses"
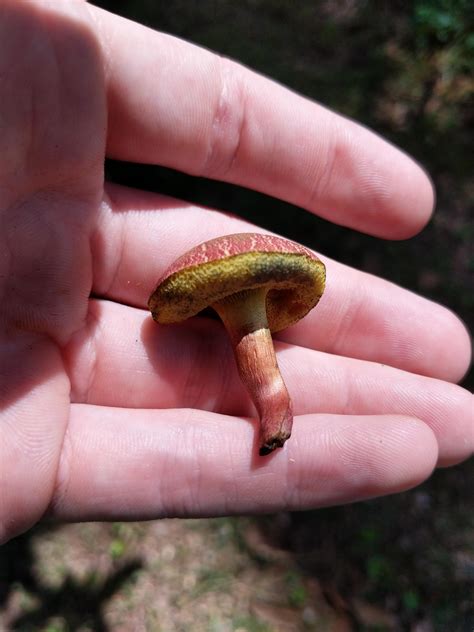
top-left (148, 233), bottom-right (325, 456)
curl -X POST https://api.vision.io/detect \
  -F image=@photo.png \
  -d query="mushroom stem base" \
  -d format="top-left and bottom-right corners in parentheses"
top-left (235, 327), bottom-right (293, 455)
top-left (212, 289), bottom-right (293, 456)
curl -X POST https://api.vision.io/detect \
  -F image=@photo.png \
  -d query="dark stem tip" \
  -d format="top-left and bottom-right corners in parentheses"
top-left (258, 433), bottom-right (290, 457)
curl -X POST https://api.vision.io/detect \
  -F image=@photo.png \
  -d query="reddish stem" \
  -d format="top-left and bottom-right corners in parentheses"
top-left (213, 289), bottom-right (293, 455)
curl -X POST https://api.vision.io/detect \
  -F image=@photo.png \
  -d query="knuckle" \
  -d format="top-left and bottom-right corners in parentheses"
top-left (200, 57), bottom-right (248, 179)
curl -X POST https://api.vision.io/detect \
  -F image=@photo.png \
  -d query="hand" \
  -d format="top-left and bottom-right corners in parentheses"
top-left (1, 0), bottom-right (471, 545)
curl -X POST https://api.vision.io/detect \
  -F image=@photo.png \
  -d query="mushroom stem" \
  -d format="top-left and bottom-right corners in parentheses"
top-left (212, 288), bottom-right (293, 456)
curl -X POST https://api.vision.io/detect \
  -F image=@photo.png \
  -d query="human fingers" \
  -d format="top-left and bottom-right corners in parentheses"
top-left (89, 3), bottom-right (433, 238)
top-left (48, 404), bottom-right (438, 522)
top-left (65, 299), bottom-right (473, 466)
top-left (90, 184), bottom-right (471, 382)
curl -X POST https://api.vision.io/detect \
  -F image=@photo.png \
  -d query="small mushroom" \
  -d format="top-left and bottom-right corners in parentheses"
top-left (148, 233), bottom-right (325, 456)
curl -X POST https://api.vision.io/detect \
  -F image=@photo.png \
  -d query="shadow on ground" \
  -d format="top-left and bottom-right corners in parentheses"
top-left (0, 527), bottom-right (142, 630)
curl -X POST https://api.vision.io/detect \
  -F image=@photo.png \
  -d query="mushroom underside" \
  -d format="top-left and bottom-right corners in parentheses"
top-left (149, 251), bottom-right (325, 332)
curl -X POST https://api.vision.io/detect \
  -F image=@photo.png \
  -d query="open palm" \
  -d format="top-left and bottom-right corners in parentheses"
top-left (1, 0), bottom-right (471, 545)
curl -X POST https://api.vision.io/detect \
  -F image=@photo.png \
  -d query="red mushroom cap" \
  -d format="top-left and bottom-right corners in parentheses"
top-left (148, 233), bottom-right (325, 332)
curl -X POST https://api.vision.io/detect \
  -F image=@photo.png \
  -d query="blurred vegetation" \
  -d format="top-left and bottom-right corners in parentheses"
top-left (2, 1), bottom-right (472, 631)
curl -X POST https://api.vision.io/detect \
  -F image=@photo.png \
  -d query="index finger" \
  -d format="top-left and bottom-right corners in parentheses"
top-left (91, 4), bottom-right (434, 239)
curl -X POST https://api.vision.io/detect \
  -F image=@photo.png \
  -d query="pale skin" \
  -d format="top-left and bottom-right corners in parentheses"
top-left (0, 0), bottom-right (472, 545)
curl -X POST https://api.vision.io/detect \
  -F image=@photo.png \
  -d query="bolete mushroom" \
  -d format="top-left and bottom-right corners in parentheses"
top-left (148, 233), bottom-right (325, 456)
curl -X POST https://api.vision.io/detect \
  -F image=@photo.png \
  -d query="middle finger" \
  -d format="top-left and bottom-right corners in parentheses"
top-left (91, 183), bottom-right (471, 381)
